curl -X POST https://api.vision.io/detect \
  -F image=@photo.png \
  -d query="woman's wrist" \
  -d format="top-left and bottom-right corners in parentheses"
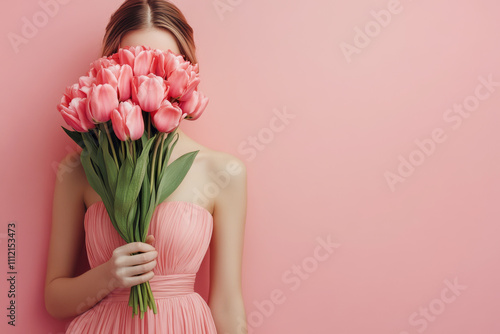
top-left (97, 260), bottom-right (118, 294)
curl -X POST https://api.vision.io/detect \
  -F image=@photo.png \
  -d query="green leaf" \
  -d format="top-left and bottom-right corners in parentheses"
top-left (80, 147), bottom-right (105, 198)
top-left (127, 202), bottom-right (138, 243)
top-left (114, 153), bottom-right (134, 239)
top-left (61, 126), bottom-right (85, 149)
top-left (140, 172), bottom-right (151, 225)
top-left (94, 130), bottom-right (115, 214)
top-left (156, 150), bottom-right (199, 205)
top-left (82, 131), bottom-right (99, 157)
top-left (121, 137), bottom-right (155, 210)
top-left (141, 183), bottom-right (156, 242)
top-left (159, 131), bottom-right (177, 158)
top-left (163, 131), bottom-right (179, 165)
top-left (157, 131), bottom-right (180, 189)
top-left (102, 134), bottom-right (118, 194)
top-left (80, 147), bottom-right (128, 242)
top-left (114, 136), bottom-right (155, 241)
top-left (133, 202), bottom-right (142, 243)
top-left (140, 129), bottom-right (148, 150)
top-left (118, 141), bottom-right (125, 162)
top-left (96, 130), bottom-right (108, 185)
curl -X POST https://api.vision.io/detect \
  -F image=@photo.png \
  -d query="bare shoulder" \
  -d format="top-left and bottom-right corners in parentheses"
top-left (202, 147), bottom-right (247, 184)
top-left (183, 137), bottom-right (246, 178)
top-left (55, 150), bottom-right (87, 188)
top-left (201, 148), bottom-right (247, 214)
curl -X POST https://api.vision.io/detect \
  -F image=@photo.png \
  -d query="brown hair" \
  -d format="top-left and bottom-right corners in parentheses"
top-left (100, 0), bottom-right (197, 65)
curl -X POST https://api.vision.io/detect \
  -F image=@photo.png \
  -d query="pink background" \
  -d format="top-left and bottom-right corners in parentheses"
top-left (1, 0), bottom-right (499, 333)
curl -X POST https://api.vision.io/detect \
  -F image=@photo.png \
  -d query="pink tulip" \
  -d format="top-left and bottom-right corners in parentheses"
top-left (167, 66), bottom-right (200, 101)
top-left (131, 74), bottom-right (168, 112)
top-left (179, 89), bottom-right (209, 121)
top-left (78, 74), bottom-right (96, 96)
top-left (63, 83), bottom-right (86, 101)
top-left (133, 50), bottom-right (154, 76)
top-left (86, 84), bottom-right (119, 123)
top-left (129, 45), bottom-right (148, 56)
top-left (116, 64), bottom-right (133, 101)
top-left (108, 52), bottom-right (120, 63)
top-left (163, 51), bottom-right (186, 78)
top-left (179, 61), bottom-right (197, 72)
top-left (96, 66), bottom-right (119, 90)
top-left (88, 58), bottom-right (117, 77)
top-left (153, 49), bottom-right (167, 78)
top-left (58, 97), bottom-right (95, 132)
top-left (151, 99), bottom-right (183, 133)
top-left (93, 64), bottom-right (133, 102)
top-left (111, 100), bottom-right (144, 141)
top-left (58, 45), bottom-right (208, 137)
top-left (115, 45), bottom-right (152, 73)
top-left (117, 48), bottom-right (135, 68)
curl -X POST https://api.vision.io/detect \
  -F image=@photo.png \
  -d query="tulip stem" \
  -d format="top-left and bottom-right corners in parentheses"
top-left (121, 141), bottom-right (125, 162)
top-left (147, 113), bottom-right (151, 139)
top-left (128, 140), bottom-right (133, 161)
top-left (133, 141), bottom-right (137, 164)
top-left (103, 122), bottom-right (119, 169)
top-left (150, 135), bottom-right (162, 193)
top-left (91, 128), bottom-right (99, 142)
top-left (157, 133), bottom-right (165, 180)
top-left (128, 140), bottom-right (136, 164)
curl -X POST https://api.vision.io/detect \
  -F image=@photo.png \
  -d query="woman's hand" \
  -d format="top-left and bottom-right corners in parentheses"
top-left (105, 235), bottom-right (158, 289)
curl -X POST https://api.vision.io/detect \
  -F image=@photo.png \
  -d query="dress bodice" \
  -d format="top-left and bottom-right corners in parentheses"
top-left (65, 201), bottom-right (218, 333)
top-left (84, 200), bottom-right (213, 275)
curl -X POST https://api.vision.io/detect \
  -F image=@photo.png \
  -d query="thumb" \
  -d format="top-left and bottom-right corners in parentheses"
top-left (145, 234), bottom-right (156, 247)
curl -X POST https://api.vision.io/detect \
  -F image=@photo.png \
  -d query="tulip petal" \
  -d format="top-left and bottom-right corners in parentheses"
top-left (117, 64), bottom-right (133, 101)
top-left (136, 75), bottom-right (165, 112)
top-left (88, 84), bottom-right (119, 123)
top-left (151, 101), bottom-right (182, 133)
top-left (111, 108), bottom-right (128, 141)
top-left (134, 50), bottom-right (154, 76)
top-left (187, 92), bottom-right (209, 121)
top-left (167, 69), bottom-right (189, 98)
top-left (125, 105), bottom-right (144, 140)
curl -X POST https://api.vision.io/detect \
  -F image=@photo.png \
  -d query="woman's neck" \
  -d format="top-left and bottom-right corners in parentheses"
top-left (176, 127), bottom-right (187, 142)
top-left (173, 127), bottom-right (194, 149)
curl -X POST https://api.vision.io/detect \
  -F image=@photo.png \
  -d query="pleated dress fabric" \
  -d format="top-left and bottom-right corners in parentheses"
top-left (65, 200), bottom-right (217, 334)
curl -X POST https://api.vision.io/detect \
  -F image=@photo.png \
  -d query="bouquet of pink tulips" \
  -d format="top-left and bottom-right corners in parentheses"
top-left (57, 45), bottom-right (209, 319)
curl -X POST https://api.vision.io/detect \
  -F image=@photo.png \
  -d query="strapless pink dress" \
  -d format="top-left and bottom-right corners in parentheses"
top-left (65, 200), bottom-right (217, 333)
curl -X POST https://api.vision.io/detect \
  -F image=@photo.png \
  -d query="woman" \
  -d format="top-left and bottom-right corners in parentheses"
top-left (44, 1), bottom-right (248, 333)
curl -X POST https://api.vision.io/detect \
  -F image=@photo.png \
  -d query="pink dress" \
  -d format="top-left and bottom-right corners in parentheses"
top-left (66, 200), bottom-right (217, 333)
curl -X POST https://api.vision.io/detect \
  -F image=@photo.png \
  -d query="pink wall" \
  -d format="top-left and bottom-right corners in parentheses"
top-left (1, 0), bottom-right (499, 333)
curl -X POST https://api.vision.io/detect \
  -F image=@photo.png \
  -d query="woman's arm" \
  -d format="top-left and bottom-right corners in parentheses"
top-left (44, 152), bottom-right (159, 319)
top-left (44, 152), bottom-right (116, 319)
top-left (208, 154), bottom-right (248, 334)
